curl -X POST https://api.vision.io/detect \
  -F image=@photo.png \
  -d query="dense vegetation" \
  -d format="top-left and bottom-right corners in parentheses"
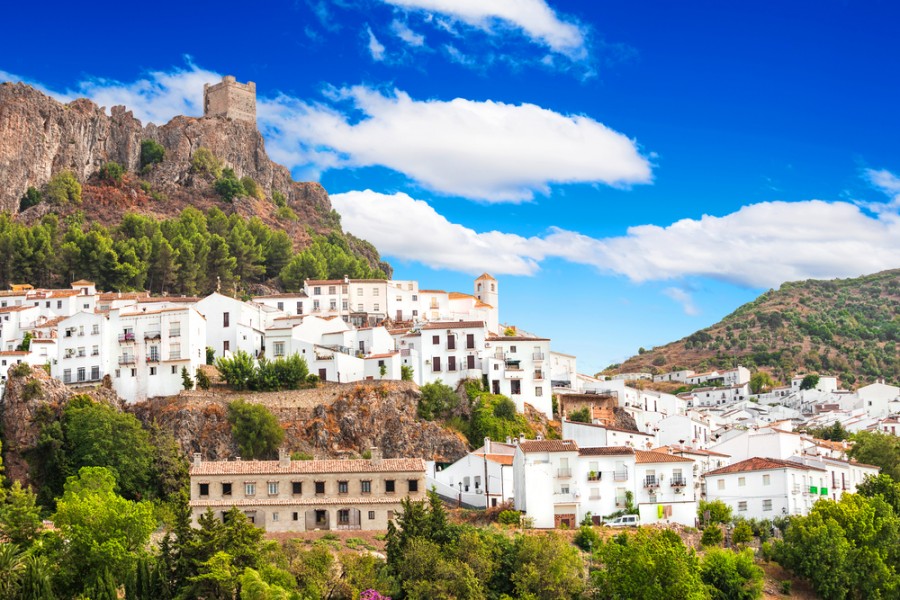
top-left (0, 207), bottom-right (387, 295)
top-left (613, 269), bottom-right (900, 386)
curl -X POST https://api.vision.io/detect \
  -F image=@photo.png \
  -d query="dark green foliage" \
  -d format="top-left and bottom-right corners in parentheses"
top-left (732, 519), bottom-right (754, 545)
top-left (0, 482), bottom-right (42, 547)
top-left (799, 374), bottom-right (820, 390)
top-left (16, 332), bottom-right (33, 351)
top-left (272, 190), bottom-right (287, 207)
top-left (701, 525), bottom-right (724, 547)
top-left (568, 406), bottom-right (591, 423)
top-left (240, 176), bottom-right (264, 200)
top-left (214, 168), bottom-right (246, 202)
top-left (804, 420), bottom-right (850, 441)
top-left (98, 161), bottom-right (125, 185)
top-left (216, 350), bottom-right (256, 391)
top-left (279, 231), bottom-right (388, 290)
top-left (416, 380), bottom-right (459, 420)
top-left (195, 368), bottom-right (211, 390)
top-left (699, 499), bottom-right (733, 525)
top-left (700, 548), bottom-right (763, 600)
top-left (216, 351), bottom-right (310, 392)
top-left (19, 186), bottom-right (42, 211)
top-left (497, 510), bottom-right (521, 525)
top-left (206, 346), bottom-right (215, 365)
top-left (592, 529), bottom-right (706, 599)
top-left (857, 473), bottom-right (900, 513)
top-left (468, 392), bottom-right (534, 445)
top-left (181, 366), bottom-right (193, 391)
top-left (848, 431), bottom-right (900, 481)
top-left (227, 399), bottom-right (285, 459)
top-left (140, 139), bottom-right (166, 169)
top-left (401, 365), bottom-right (414, 381)
top-left (573, 524), bottom-right (601, 551)
top-left (190, 147), bottom-right (222, 178)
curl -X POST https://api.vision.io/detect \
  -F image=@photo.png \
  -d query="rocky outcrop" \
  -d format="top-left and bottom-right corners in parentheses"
top-left (0, 364), bottom-right (120, 484)
top-left (0, 83), bottom-right (331, 234)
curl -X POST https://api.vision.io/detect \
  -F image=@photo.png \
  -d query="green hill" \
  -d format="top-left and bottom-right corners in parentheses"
top-left (610, 269), bottom-right (900, 388)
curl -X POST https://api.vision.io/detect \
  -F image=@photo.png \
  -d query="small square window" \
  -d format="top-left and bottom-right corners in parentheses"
top-left (199, 483), bottom-right (209, 496)
top-left (762, 474), bottom-right (771, 485)
top-left (171, 365), bottom-right (177, 374)
top-left (738, 477), bottom-right (746, 487)
top-left (338, 481), bottom-right (348, 494)
top-left (245, 483), bottom-right (256, 496)
top-left (717, 479), bottom-right (725, 490)
top-left (150, 367), bottom-right (157, 376)
top-left (387, 510), bottom-right (394, 520)
top-left (292, 512), bottom-right (299, 521)
top-left (368, 510), bottom-right (376, 520)
top-left (763, 499), bottom-right (773, 511)
top-left (361, 480), bottom-right (371, 494)
top-left (272, 512), bottom-right (279, 522)
top-left (315, 481), bottom-right (325, 495)
top-left (222, 483), bottom-right (232, 496)
top-left (268, 482), bottom-right (279, 495)
top-left (385, 480), bottom-right (396, 493)
top-left (738, 501), bottom-right (747, 512)
top-left (292, 481), bottom-right (302, 495)
top-left (408, 479), bottom-right (419, 492)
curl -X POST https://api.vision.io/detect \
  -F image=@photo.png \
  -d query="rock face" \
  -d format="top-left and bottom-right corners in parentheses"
top-left (0, 82), bottom-right (332, 237)
top-left (0, 364), bottom-right (120, 484)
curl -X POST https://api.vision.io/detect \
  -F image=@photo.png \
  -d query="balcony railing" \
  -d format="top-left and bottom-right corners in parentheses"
top-left (147, 355), bottom-right (160, 363)
top-left (588, 491), bottom-right (601, 500)
top-left (119, 356), bottom-right (136, 365)
top-left (557, 468), bottom-right (572, 478)
top-left (792, 484), bottom-right (801, 494)
top-left (168, 352), bottom-right (182, 361)
top-left (643, 476), bottom-right (659, 488)
top-left (532, 352), bottom-right (545, 361)
top-left (670, 476), bottom-right (687, 487)
top-left (614, 469), bottom-right (629, 481)
top-left (534, 371), bottom-right (544, 380)
top-left (587, 472), bottom-right (601, 482)
top-left (144, 331), bottom-right (161, 340)
top-left (168, 330), bottom-right (181, 338)
top-left (118, 332), bottom-right (135, 342)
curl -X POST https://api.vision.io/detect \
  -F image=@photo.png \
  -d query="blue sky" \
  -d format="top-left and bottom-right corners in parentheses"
top-left (3, 0), bottom-right (900, 374)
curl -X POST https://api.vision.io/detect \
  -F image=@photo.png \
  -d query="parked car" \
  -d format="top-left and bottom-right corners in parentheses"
top-left (604, 515), bottom-right (639, 527)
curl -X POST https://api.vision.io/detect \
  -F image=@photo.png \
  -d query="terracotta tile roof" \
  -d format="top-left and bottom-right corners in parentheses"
top-left (0, 306), bottom-right (32, 313)
top-left (305, 280), bottom-right (345, 285)
top-left (485, 454), bottom-right (514, 465)
top-left (365, 352), bottom-right (399, 360)
top-left (33, 317), bottom-right (65, 329)
top-left (518, 440), bottom-right (579, 453)
top-left (488, 335), bottom-right (550, 341)
top-left (348, 279), bottom-right (388, 284)
top-left (29, 339), bottom-right (55, 344)
top-left (635, 450), bottom-right (694, 464)
top-left (254, 292), bottom-right (309, 299)
top-left (706, 457), bottom-right (825, 476)
top-left (190, 457), bottom-right (426, 476)
top-left (579, 446), bottom-right (635, 456)
top-left (98, 292), bottom-right (148, 301)
top-left (475, 301), bottom-right (493, 309)
top-left (137, 296), bottom-right (201, 304)
top-left (190, 496), bottom-right (412, 508)
top-left (419, 289), bottom-right (446, 294)
top-left (475, 273), bottom-right (496, 281)
top-left (70, 280), bottom-right (95, 286)
top-left (29, 290), bottom-right (81, 298)
top-left (0, 351), bottom-right (30, 356)
top-left (420, 321), bottom-right (485, 330)
top-left (448, 292), bottom-right (475, 300)
top-left (655, 445), bottom-right (730, 458)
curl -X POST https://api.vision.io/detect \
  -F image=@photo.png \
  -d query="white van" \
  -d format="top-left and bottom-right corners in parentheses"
top-left (605, 515), bottom-right (639, 527)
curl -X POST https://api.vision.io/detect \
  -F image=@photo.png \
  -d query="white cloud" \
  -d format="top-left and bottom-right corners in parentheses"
top-left (261, 86), bottom-right (651, 201)
top-left (390, 19), bottom-right (425, 46)
top-left (331, 189), bottom-right (900, 288)
top-left (663, 287), bottom-right (699, 316)
top-left (366, 26), bottom-right (387, 61)
top-left (380, 0), bottom-right (586, 57)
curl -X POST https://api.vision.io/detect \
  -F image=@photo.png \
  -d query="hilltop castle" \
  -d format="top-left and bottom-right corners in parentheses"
top-left (203, 75), bottom-right (256, 124)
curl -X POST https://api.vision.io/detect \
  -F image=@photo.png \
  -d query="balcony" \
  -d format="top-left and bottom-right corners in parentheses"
top-left (534, 371), bottom-right (545, 381)
top-left (792, 484), bottom-right (802, 494)
top-left (118, 356), bottom-right (136, 365)
top-left (587, 472), bottom-right (601, 482)
top-left (643, 476), bottom-right (659, 489)
top-left (532, 352), bottom-right (545, 361)
top-left (147, 355), bottom-right (160, 363)
top-left (588, 491), bottom-right (601, 500)
top-left (168, 330), bottom-right (181, 338)
top-left (168, 352), bottom-right (182, 361)
top-left (614, 469), bottom-right (629, 481)
top-left (118, 332), bottom-right (135, 342)
top-left (670, 476), bottom-right (687, 487)
top-left (144, 331), bottom-right (161, 340)
top-left (557, 468), bottom-right (572, 478)
top-left (505, 360), bottom-right (522, 370)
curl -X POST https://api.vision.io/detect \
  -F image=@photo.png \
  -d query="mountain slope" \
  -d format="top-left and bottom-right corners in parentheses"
top-left (610, 269), bottom-right (900, 387)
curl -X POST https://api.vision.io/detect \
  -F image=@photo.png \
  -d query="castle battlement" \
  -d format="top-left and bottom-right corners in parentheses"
top-left (203, 76), bottom-right (256, 124)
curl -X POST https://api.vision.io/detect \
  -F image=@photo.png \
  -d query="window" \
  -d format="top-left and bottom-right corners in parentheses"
top-left (222, 482), bottom-right (232, 496)
top-left (313, 286), bottom-right (321, 295)
top-left (510, 380), bottom-right (521, 395)
top-left (330, 300), bottom-right (337, 310)
top-left (387, 510), bottom-right (394, 520)
top-left (372, 288), bottom-right (379, 296)
top-left (466, 334), bottom-right (475, 349)
top-left (412, 294), bottom-right (418, 301)
top-left (385, 480), bottom-right (396, 493)
top-left (223, 341), bottom-right (229, 353)
top-left (447, 335), bottom-right (456, 350)
top-left (738, 477), bottom-right (746, 487)
top-left (277, 302), bottom-right (284, 311)
top-left (561, 484), bottom-right (570, 494)
top-left (131, 369), bottom-right (136, 377)
top-left (115, 369), bottom-right (120, 378)
top-left (150, 367), bottom-right (157, 376)
top-left (408, 479), bottom-right (419, 492)
top-left (274, 342), bottom-right (285, 357)
top-left (763, 474), bottom-right (771, 485)
top-left (268, 482), bottom-right (279, 495)
top-left (77, 367), bottom-right (86, 382)
top-left (510, 346), bottom-right (517, 353)
top-left (293, 512), bottom-right (299, 521)
top-left (91, 366), bottom-right (100, 381)
top-left (467, 355), bottom-right (475, 370)
top-left (245, 483), bottom-right (256, 496)
top-left (448, 356), bottom-right (457, 371)
top-left (369, 510), bottom-right (376, 520)
top-left (313, 300), bottom-right (320, 311)
top-left (171, 365), bottom-right (177, 374)
top-left (738, 501), bottom-right (747, 512)
top-left (432, 357), bottom-right (441, 372)
top-left (296, 301), bottom-right (303, 315)
top-left (373, 303), bottom-right (379, 312)
top-left (717, 479), bottom-right (725, 490)
top-left (432, 335), bottom-right (440, 344)
top-left (763, 499), bottom-right (773, 511)
top-left (315, 481), bottom-right (325, 495)
top-left (338, 509), bottom-right (350, 525)
top-left (272, 512), bottom-right (279, 522)
top-left (357, 287), bottom-right (363, 296)
top-left (92, 345), bottom-right (99, 356)
top-left (92, 324), bottom-right (100, 335)
top-left (338, 481), bottom-right (349, 494)
top-left (199, 483), bottom-right (209, 496)
top-left (361, 480), bottom-right (371, 494)
top-left (328, 285), bottom-right (336, 294)
top-left (292, 481), bottom-right (302, 495)
top-left (357, 304), bottom-right (363, 312)
top-left (223, 312), bottom-right (230, 327)
top-left (412, 310), bottom-right (418, 317)
top-left (57, 300), bottom-right (62, 309)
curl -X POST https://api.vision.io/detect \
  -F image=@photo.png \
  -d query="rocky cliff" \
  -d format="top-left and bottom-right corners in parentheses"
top-left (0, 82), bottom-right (380, 266)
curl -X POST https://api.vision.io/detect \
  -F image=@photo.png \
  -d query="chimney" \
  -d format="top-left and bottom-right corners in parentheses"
top-left (193, 452), bottom-right (202, 468)
top-left (278, 448), bottom-right (290, 468)
top-left (484, 437), bottom-right (491, 454)
top-left (371, 447), bottom-right (382, 465)
top-left (519, 433), bottom-right (526, 444)
top-left (505, 436), bottom-right (512, 445)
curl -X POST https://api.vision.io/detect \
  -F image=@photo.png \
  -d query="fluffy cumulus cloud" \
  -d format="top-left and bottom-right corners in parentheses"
top-left (261, 86), bottom-right (651, 201)
top-left (331, 189), bottom-right (900, 288)
top-left (380, 0), bottom-right (586, 57)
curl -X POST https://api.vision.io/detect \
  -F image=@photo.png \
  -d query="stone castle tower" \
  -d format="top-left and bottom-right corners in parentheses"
top-left (203, 76), bottom-right (256, 124)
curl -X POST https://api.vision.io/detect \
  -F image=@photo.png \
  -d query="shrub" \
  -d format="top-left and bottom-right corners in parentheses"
top-left (191, 147), bottom-right (222, 178)
top-left (700, 548), bottom-right (764, 600)
top-left (732, 520), bottom-right (754, 545)
top-left (19, 186), bottom-right (42, 211)
top-left (417, 380), bottom-right (458, 421)
top-left (497, 510), bottom-right (521, 525)
top-left (573, 524), bottom-right (601, 552)
top-left (195, 369), bottom-right (211, 390)
top-left (701, 525), bottom-right (724, 547)
top-left (306, 374), bottom-right (320, 385)
top-left (216, 350), bottom-right (256, 390)
top-left (699, 499), bottom-right (733, 525)
top-left (275, 205), bottom-right (298, 221)
top-left (12, 362), bottom-right (32, 377)
top-left (400, 365), bottom-right (414, 381)
top-left (493, 397), bottom-right (517, 420)
top-left (214, 168), bottom-right (245, 202)
top-left (22, 379), bottom-right (42, 401)
top-left (206, 346), bottom-right (215, 365)
top-left (140, 139), bottom-right (165, 169)
top-left (181, 366), bottom-right (194, 391)
top-left (46, 170), bottom-right (82, 204)
top-left (227, 399), bottom-right (284, 459)
top-left (98, 161), bottom-right (124, 185)
top-left (291, 451), bottom-right (314, 460)
top-left (272, 190), bottom-right (287, 207)
top-left (780, 580), bottom-right (792, 595)
top-left (240, 176), bottom-right (264, 200)
top-left (568, 407), bottom-right (591, 423)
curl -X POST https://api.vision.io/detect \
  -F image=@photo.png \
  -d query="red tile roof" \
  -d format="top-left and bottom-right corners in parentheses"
top-left (420, 321), bottom-right (485, 330)
top-left (190, 457), bottom-right (426, 476)
top-left (518, 440), bottom-right (579, 453)
top-left (579, 446), bottom-right (635, 456)
top-left (706, 457), bottom-right (825, 476)
top-left (190, 496), bottom-right (412, 508)
top-left (0, 306), bottom-right (33, 313)
top-left (635, 450), bottom-right (694, 464)
top-left (485, 454), bottom-right (515, 465)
